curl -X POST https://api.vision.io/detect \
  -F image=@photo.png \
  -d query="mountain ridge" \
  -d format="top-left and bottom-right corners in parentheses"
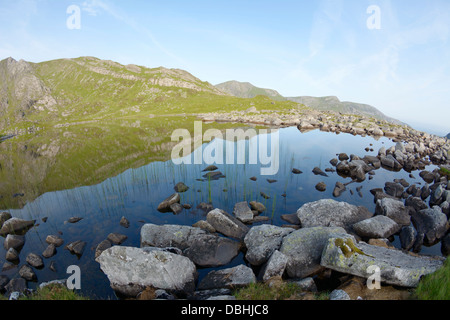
top-left (216, 80), bottom-right (405, 125)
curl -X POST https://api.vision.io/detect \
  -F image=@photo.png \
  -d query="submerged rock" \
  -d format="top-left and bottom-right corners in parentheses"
top-left (96, 246), bottom-right (197, 298)
top-left (333, 182), bottom-right (346, 197)
top-left (174, 182), bottom-right (189, 193)
top-left (312, 167), bottom-right (328, 177)
top-left (315, 182), bottom-right (327, 192)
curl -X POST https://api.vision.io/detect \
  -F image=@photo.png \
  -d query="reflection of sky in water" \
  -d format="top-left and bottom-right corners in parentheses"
top-left (3, 127), bottom-right (442, 299)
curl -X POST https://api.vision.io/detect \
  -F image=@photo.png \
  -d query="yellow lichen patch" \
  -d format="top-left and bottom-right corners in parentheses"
top-left (334, 238), bottom-right (374, 258)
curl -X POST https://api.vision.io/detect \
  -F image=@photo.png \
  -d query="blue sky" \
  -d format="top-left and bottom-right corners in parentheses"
top-left (0, 0), bottom-right (449, 135)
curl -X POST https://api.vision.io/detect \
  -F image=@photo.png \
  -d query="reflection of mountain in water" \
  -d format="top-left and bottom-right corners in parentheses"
top-left (0, 118), bottom-right (254, 209)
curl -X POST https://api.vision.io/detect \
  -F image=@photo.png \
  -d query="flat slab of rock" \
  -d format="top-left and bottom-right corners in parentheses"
top-left (244, 225), bottom-right (294, 266)
top-left (321, 236), bottom-right (445, 288)
top-left (206, 209), bottom-right (249, 240)
top-left (296, 199), bottom-right (373, 232)
top-left (279, 226), bottom-right (348, 279)
top-left (198, 264), bottom-right (256, 290)
top-left (96, 246), bottom-right (197, 297)
top-left (140, 224), bottom-right (240, 267)
top-left (352, 215), bottom-right (401, 239)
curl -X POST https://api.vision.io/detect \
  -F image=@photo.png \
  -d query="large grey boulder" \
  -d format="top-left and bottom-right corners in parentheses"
top-left (296, 199), bottom-right (373, 232)
top-left (206, 209), bottom-right (249, 240)
top-left (279, 226), bottom-right (348, 278)
top-left (411, 206), bottom-right (449, 245)
top-left (321, 236), bottom-right (445, 288)
top-left (244, 225), bottom-right (294, 266)
top-left (96, 246), bottom-right (197, 297)
top-left (375, 198), bottom-right (411, 226)
top-left (352, 215), bottom-right (401, 239)
top-left (140, 224), bottom-right (240, 267)
top-left (0, 218), bottom-right (35, 235)
top-left (198, 264), bottom-right (256, 290)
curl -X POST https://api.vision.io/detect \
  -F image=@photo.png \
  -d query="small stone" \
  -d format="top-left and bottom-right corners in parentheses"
top-left (107, 233), bottom-right (128, 245)
top-left (5, 248), bottom-right (19, 261)
top-left (19, 265), bottom-right (37, 281)
top-left (45, 235), bottom-right (64, 247)
top-left (67, 217), bottom-right (83, 224)
top-left (26, 253), bottom-right (44, 268)
top-left (315, 182), bottom-right (326, 192)
top-left (330, 289), bottom-right (351, 300)
top-left (95, 239), bottom-right (112, 259)
top-left (66, 240), bottom-right (87, 256)
top-left (42, 244), bottom-right (57, 258)
top-left (119, 216), bottom-right (130, 228)
top-left (260, 192), bottom-right (270, 199)
top-left (4, 234), bottom-right (25, 250)
top-left (249, 201), bottom-right (266, 213)
top-left (292, 168), bottom-right (303, 174)
top-left (174, 182), bottom-right (189, 193)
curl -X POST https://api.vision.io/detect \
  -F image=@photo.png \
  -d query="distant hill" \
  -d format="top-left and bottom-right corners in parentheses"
top-left (215, 80), bottom-right (286, 101)
top-left (215, 80), bottom-right (404, 125)
top-left (286, 96), bottom-right (405, 125)
top-left (446, 133), bottom-right (450, 139)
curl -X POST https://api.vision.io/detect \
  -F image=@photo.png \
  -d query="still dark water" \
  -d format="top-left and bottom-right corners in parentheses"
top-left (0, 126), bottom-right (441, 299)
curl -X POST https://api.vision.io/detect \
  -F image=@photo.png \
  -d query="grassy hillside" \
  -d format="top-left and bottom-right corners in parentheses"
top-left (215, 80), bottom-right (287, 101)
top-left (214, 80), bottom-right (403, 125)
top-left (0, 57), bottom-right (301, 135)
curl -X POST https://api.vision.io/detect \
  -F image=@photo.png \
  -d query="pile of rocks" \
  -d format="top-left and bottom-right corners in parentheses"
top-left (96, 198), bottom-right (447, 300)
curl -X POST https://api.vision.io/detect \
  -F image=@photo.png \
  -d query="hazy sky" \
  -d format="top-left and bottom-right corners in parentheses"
top-left (0, 0), bottom-right (449, 135)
